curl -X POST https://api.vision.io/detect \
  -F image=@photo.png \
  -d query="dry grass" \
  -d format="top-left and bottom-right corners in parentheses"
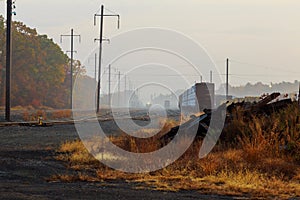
top-left (51, 110), bottom-right (72, 119)
top-left (22, 109), bottom-right (72, 121)
top-left (11, 105), bottom-right (27, 111)
top-left (52, 139), bottom-right (300, 199)
top-left (23, 110), bottom-right (47, 121)
top-left (12, 105), bottom-right (49, 111)
top-left (51, 103), bottom-right (300, 199)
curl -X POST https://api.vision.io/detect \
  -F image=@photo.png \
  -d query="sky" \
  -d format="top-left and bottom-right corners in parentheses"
top-left (0, 0), bottom-right (300, 98)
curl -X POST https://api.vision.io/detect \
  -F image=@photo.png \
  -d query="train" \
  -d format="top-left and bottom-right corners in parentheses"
top-left (178, 83), bottom-right (215, 114)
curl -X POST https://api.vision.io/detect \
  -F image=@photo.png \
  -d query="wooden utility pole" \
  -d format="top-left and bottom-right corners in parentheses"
top-left (60, 29), bottom-right (81, 109)
top-left (96, 5), bottom-right (104, 113)
top-left (5, 0), bottom-right (12, 121)
top-left (94, 5), bottom-right (120, 113)
top-left (226, 58), bottom-right (229, 100)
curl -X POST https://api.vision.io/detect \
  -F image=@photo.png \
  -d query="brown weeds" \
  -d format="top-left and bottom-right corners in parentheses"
top-left (22, 110), bottom-right (47, 121)
top-left (51, 110), bottom-right (72, 119)
top-left (51, 103), bottom-right (300, 198)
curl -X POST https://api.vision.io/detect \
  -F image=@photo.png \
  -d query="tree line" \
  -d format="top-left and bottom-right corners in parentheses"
top-left (217, 81), bottom-right (300, 97)
top-left (0, 16), bottom-right (85, 109)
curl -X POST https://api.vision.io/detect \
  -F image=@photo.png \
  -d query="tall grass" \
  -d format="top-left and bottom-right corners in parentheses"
top-left (51, 110), bottom-right (72, 120)
top-left (51, 103), bottom-right (300, 198)
top-left (22, 109), bottom-right (72, 121)
top-left (23, 110), bottom-right (47, 121)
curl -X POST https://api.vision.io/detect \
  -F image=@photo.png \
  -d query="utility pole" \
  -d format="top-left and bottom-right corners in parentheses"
top-left (60, 29), bottom-right (81, 109)
top-left (1, 51), bottom-right (4, 107)
top-left (94, 5), bottom-right (120, 113)
top-left (200, 75), bottom-right (203, 83)
top-left (94, 37), bottom-right (109, 109)
top-left (226, 58), bottom-right (229, 100)
top-left (5, 0), bottom-right (14, 122)
top-left (210, 70), bottom-right (213, 83)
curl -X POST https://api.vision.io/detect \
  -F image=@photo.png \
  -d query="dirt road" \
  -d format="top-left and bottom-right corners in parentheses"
top-left (0, 124), bottom-right (240, 200)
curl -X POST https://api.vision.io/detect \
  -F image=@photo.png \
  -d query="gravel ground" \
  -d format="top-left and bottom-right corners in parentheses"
top-left (0, 122), bottom-right (243, 200)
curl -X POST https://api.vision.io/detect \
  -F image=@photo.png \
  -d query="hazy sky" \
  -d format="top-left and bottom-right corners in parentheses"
top-left (1, 0), bottom-right (300, 89)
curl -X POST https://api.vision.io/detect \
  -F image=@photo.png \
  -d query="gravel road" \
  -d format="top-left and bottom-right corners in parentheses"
top-left (0, 123), bottom-right (241, 200)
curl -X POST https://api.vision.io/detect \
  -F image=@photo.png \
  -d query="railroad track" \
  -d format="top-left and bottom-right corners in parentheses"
top-left (0, 109), bottom-right (181, 127)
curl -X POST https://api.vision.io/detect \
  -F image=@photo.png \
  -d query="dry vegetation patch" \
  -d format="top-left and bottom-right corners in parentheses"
top-left (51, 104), bottom-right (300, 199)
